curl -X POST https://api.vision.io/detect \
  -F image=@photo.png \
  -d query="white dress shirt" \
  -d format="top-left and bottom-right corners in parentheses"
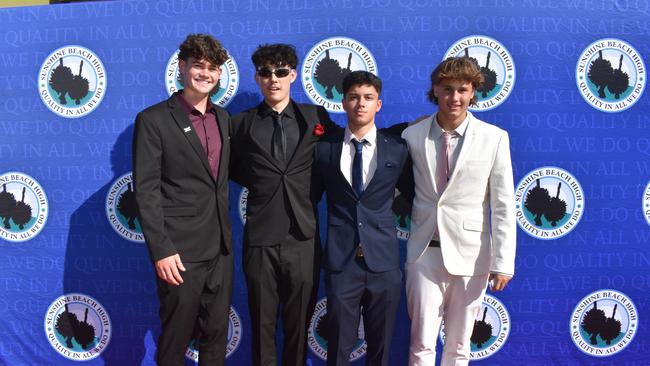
top-left (428, 113), bottom-right (469, 240)
top-left (340, 125), bottom-right (378, 191)
top-left (427, 113), bottom-right (470, 194)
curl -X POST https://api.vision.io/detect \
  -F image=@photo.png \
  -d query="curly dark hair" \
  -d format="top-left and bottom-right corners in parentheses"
top-left (251, 43), bottom-right (298, 69)
top-left (342, 70), bottom-right (382, 97)
top-left (427, 57), bottom-right (484, 106)
top-left (178, 34), bottom-right (229, 67)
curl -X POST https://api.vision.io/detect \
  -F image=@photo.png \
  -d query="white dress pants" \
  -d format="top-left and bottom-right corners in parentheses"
top-left (406, 247), bottom-right (489, 366)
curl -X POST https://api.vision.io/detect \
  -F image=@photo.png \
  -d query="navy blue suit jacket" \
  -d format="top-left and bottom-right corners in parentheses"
top-left (312, 128), bottom-right (413, 273)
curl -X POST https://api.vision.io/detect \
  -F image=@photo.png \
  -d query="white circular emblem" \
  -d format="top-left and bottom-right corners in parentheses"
top-left (444, 35), bottom-right (515, 112)
top-left (641, 182), bottom-right (650, 225)
top-left (393, 188), bottom-right (410, 240)
top-left (165, 49), bottom-right (239, 107)
top-left (44, 293), bottom-right (112, 361)
top-left (439, 294), bottom-right (510, 360)
top-left (570, 289), bottom-right (638, 357)
top-left (185, 306), bottom-right (242, 361)
top-left (0, 172), bottom-right (48, 242)
top-left (576, 38), bottom-right (645, 113)
top-left (307, 297), bottom-right (367, 361)
top-left (38, 45), bottom-right (106, 118)
top-left (514, 167), bottom-right (584, 240)
top-left (238, 187), bottom-right (248, 225)
top-left (301, 37), bottom-right (378, 113)
top-left (105, 172), bottom-right (144, 242)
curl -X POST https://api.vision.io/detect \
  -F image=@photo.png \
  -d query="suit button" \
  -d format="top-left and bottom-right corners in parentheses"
top-left (358, 222), bottom-right (363, 227)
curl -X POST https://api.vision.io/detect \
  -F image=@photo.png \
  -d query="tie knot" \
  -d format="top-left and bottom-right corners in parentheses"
top-left (352, 139), bottom-right (365, 152)
top-left (442, 131), bottom-right (453, 144)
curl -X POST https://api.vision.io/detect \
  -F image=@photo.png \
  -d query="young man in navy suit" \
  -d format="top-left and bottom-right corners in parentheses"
top-left (312, 71), bottom-right (413, 366)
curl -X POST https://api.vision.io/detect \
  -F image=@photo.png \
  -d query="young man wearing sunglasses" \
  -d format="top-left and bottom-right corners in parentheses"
top-left (230, 43), bottom-right (338, 366)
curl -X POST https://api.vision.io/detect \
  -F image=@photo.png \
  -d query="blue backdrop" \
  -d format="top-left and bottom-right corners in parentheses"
top-left (1, 1), bottom-right (649, 365)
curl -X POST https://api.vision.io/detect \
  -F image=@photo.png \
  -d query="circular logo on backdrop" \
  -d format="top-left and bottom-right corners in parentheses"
top-left (444, 35), bottom-right (515, 111)
top-left (185, 306), bottom-right (242, 361)
top-left (165, 49), bottom-right (239, 107)
top-left (641, 182), bottom-right (650, 225)
top-left (393, 188), bottom-right (411, 240)
top-left (308, 298), bottom-right (367, 361)
top-left (576, 38), bottom-right (645, 113)
top-left (515, 167), bottom-right (584, 240)
top-left (44, 293), bottom-right (112, 361)
top-left (302, 37), bottom-right (378, 113)
top-left (0, 172), bottom-right (48, 242)
top-left (570, 290), bottom-right (638, 357)
top-left (238, 187), bottom-right (248, 225)
top-left (439, 294), bottom-right (510, 360)
top-left (105, 173), bottom-right (143, 242)
top-left (38, 45), bottom-right (106, 118)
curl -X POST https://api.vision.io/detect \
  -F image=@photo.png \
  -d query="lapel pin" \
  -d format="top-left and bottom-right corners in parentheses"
top-left (183, 127), bottom-right (192, 133)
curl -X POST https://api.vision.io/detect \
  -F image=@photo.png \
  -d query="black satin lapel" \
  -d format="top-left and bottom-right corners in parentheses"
top-left (169, 106), bottom-right (214, 180)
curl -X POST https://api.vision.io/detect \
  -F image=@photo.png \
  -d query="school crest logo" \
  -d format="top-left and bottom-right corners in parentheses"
top-left (571, 290), bottom-right (638, 357)
top-left (165, 49), bottom-right (239, 107)
top-left (439, 294), bottom-right (510, 360)
top-left (643, 180), bottom-right (650, 226)
top-left (308, 298), bottom-right (367, 361)
top-left (515, 167), bottom-right (584, 240)
top-left (393, 188), bottom-right (411, 240)
top-left (0, 172), bottom-right (48, 242)
top-left (238, 187), bottom-right (248, 225)
top-left (105, 173), bottom-right (143, 242)
top-left (44, 293), bottom-right (112, 361)
top-left (444, 35), bottom-right (515, 111)
top-left (39, 45), bottom-right (106, 118)
top-left (302, 37), bottom-right (378, 113)
top-left (576, 39), bottom-right (645, 112)
top-left (185, 306), bottom-right (242, 361)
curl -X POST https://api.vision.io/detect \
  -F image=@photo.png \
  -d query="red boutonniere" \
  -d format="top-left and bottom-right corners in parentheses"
top-left (313, 123), bottom-right (325, 137)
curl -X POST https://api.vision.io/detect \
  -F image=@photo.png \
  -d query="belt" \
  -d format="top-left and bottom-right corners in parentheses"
top-left (355, 246), bottom-right (364, 257)
top-left (428, 240), bottom-right (440, 247)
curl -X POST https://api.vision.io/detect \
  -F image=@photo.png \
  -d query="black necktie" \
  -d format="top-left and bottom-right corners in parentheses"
top-left (351, 139), bottom-right (364, 196)
top-left (272, 113), bottom-right (286, 161)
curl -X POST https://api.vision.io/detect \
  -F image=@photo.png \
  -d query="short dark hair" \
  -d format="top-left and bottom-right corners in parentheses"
top-left (251, 44), bottom-right (298, 69)
top-left (342, 71), bottom-right (382, 97)
top-left (427, 57), bottom-right (484, 106)
top-left (177, 34), bottom-right (229, 66)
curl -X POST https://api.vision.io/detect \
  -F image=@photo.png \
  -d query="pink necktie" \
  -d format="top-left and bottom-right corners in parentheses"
top-left (436, 131), bottom-right (452, 194)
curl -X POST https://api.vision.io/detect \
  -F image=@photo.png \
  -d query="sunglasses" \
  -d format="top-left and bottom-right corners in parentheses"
top-left (257, 67), bottom-right (292, 78)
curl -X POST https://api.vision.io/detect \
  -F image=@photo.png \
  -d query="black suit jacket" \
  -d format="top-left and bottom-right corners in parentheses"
top-left (312, 128), bottom-right (413, 272)
top-left (230, 100), bottom-right (338, 246)
top-left (133, 93), bottom-right (232, 262)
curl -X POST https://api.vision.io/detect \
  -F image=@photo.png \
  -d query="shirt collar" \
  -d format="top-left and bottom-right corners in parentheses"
top-left (176, 91), bottom-right (215, 115)
top-left (259, 101), bottom-right (295, 120)
top-left (344, 125), bottom-right (377, 146)
top-left (433, 112), bottom-right (470, 139)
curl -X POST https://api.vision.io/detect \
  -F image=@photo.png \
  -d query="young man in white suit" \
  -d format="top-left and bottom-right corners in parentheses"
top-left (401, 57), bottom-right (516, 365)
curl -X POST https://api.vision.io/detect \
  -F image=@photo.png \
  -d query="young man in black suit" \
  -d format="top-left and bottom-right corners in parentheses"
top-left (133, 34), bottom-right (233, 366)
top-left (312, 71), bottom-right (413, 366)
top-left (230, 44), bottom-right (338, 366)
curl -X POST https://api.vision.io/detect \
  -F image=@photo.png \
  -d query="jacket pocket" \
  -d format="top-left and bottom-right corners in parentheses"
top-left (164, 206), bottom-right (197, 217)
top-left (463, 219), bottom-right (483, 232)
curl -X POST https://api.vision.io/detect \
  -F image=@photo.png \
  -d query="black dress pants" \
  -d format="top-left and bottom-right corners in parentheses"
top-left (244, 233), bottom-right (320, 366)
top-left (156, 252), bottom-right (233, 366)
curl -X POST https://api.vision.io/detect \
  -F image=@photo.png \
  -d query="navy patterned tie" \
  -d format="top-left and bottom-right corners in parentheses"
top-left (351, 139), bottom-right (364, 196)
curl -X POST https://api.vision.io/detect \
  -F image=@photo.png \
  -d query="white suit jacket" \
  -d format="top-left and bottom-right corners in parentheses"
top-left (401, 112), bottom-right (516, 276)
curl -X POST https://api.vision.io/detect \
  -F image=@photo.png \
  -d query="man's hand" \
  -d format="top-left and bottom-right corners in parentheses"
top-left (488, 273), bottom-right (512, 292)
top-left (155, 254), bottom-right (186, 286)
